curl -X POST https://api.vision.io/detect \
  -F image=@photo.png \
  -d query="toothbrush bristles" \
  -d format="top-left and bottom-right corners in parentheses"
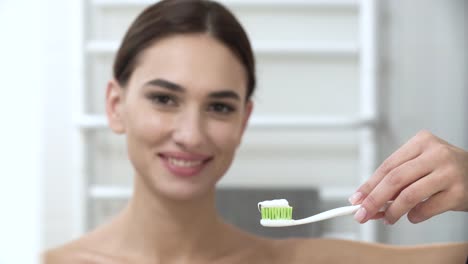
top-left (260, 206), bottom-right (293, 220)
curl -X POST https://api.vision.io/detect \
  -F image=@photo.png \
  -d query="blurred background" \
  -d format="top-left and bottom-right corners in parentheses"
top-left (0, 0), bottom-right (467, 263)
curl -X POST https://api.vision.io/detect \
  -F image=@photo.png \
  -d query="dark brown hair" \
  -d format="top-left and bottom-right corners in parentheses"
top-left (113, 0), bottom-right (256, 100)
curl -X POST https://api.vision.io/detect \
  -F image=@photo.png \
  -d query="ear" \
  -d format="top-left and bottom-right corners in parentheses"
top-left (240, 100), bottom-right (254, 135)
top-left (106, 79), bottom-right (126, 134)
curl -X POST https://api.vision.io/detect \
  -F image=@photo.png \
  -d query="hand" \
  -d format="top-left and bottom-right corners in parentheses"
top-left (348, 130), bottom-right (468, 225)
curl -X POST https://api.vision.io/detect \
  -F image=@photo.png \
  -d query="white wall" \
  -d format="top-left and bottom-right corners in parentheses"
top-left (0, 0), bottom-right (44, 263)
top-left (378, 0), bottom-right (468, 244)
top-left (41, 0), bottom-right (82, 250)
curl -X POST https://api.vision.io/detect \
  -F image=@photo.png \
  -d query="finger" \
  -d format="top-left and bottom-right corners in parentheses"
top-left (370, 212), bottom-right (385, 220)
top-left (350, 131), bottom-right (430, 205)
top-left (355, 152), bottom-right (434, 223)
top-left (407, 191), bottom-right (453, 224)
top-left (383, 170), bottom-right (447, 224)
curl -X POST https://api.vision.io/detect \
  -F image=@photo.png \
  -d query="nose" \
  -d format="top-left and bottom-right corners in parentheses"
top-left (172, 109), bottom-right (206, 150)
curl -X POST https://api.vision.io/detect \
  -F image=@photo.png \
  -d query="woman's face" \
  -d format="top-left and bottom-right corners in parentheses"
top-left (106, 34), bottom-right (253, 200)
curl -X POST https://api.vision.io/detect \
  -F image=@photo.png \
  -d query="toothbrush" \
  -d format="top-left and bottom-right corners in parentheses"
top-left (258, 199), bottom-right (392, 227)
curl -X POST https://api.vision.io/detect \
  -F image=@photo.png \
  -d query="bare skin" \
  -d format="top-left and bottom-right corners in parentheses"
top-left (43, 181), bottom-right (278, 264)
top-left (43, 229), bottom-right (467, 264)
top-left (42, 218), bottom-right (277, 264)
top-left (282, 239), bottom-right (467, 264)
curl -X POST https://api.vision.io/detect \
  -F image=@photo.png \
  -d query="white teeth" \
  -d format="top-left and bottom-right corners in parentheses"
top-left (168, 157), bottom-right (203, 168)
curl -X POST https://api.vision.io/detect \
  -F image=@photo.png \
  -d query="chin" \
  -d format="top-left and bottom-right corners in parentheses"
top-left (157, 181), bottom-right (216, 201)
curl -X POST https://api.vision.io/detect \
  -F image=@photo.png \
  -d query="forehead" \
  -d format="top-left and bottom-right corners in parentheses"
top-left (129, 34), bottom-right (247, 96)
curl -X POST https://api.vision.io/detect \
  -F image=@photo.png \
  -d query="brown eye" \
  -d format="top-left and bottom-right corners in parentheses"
top-left (147, 93), bottom-right (178, 106)
top-left (208, 103), bottom-right (235, 114)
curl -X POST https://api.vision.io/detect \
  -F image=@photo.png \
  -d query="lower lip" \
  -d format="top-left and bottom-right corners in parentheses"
top-left (160, 156), bottom-right (208, 178)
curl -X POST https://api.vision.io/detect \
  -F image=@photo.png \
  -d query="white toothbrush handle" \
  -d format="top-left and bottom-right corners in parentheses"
top-left (295, 204), bottom-right (361, 225)
top-left (296, 201), bottom-right (392, 225)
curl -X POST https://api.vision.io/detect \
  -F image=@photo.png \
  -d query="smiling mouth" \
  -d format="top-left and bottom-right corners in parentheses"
top-left (159, 153), bottom-right (212, 177)
top-left (167, 157), bottom-right (203, 168)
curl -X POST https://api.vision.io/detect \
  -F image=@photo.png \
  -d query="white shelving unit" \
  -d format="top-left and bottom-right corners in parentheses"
top-left (77, 114), bottom-right (373, 130)
top-left (91, 0), bottom-right (361, 8)
top-left (76, 0), bottom-right (379, 242)
top-left (86, 41), bottom-right (359, 56)
top-left (357, 0), bottom-right (379, 242)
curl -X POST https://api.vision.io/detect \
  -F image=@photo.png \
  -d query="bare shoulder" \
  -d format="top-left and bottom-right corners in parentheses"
top-left (271, 238), bottom-right (468, 264)
top-left (269, 238), bottom-right (370, 263)
top-left (42, 241), bottom-right (95, 264)
top-left (41, 237), bottom-right (128, 264)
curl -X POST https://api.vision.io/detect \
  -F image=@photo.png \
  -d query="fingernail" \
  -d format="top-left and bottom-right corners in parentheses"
top-left (348, 192), bottom-right (363, 205)
top-left (354, 207), bottom-right (367, 223)
top-left (409, 215), bottom-right (422, 224)
top-left (383, 219), bottom-right (391, 225)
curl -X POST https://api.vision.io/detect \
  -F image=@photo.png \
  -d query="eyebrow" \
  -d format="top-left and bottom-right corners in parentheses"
top-left (144, 78), bottom-right (184, 92)
top-left (144, 78), bottom-right (241, 101)
top-left (209, 90), bottom-right (241, 101)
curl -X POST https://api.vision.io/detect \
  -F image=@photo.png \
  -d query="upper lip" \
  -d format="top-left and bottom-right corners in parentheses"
top-left (158, 151), bottom-right (213, 162)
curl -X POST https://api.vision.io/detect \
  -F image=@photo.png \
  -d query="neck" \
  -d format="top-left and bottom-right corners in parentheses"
top-left (113, 177), bottom-right (240, 262)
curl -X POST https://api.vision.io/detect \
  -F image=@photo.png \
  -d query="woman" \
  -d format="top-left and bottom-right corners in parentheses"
top-left (44, 0), bottom-right (468, 263)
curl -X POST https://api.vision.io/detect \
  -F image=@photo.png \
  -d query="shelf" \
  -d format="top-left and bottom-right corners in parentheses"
top-left (76, 114), bottom-right (108, 129)
top-left (89, 185), bottom-right (132, 199)
top-left (89, 185), bottom-right (356, 200)
top-left (319, 187), bottom-right (355, 200)
top-left (86, 41), bottom-right (359, 57)
top-left (91, 0), bottom-right (360, 9)
top-left (247, 115), bottom-right (374, 129)
top-left (76, 114), bottom-right (376, 130)
top-left (322, 231), bottom-right (358, 240)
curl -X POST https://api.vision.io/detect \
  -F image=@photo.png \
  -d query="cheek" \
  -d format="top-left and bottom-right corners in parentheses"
top-left (125, 112), bottom-right (172, 172)
top-left (208, 121), bottom-right (244, 151)
top-left (127, 109), bottom-right (172, 145)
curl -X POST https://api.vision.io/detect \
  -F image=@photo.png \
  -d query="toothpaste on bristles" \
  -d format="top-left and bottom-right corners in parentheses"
top-left (257, 199), bottom-right (293, 220)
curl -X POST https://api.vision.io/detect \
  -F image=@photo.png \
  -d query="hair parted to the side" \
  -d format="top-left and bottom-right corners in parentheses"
top-left (113, 0), bottom-right (256, 100)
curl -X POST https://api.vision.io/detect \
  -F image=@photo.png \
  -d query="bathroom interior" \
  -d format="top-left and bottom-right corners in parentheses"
top-left (0, 0), bottom-right (467, 263)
